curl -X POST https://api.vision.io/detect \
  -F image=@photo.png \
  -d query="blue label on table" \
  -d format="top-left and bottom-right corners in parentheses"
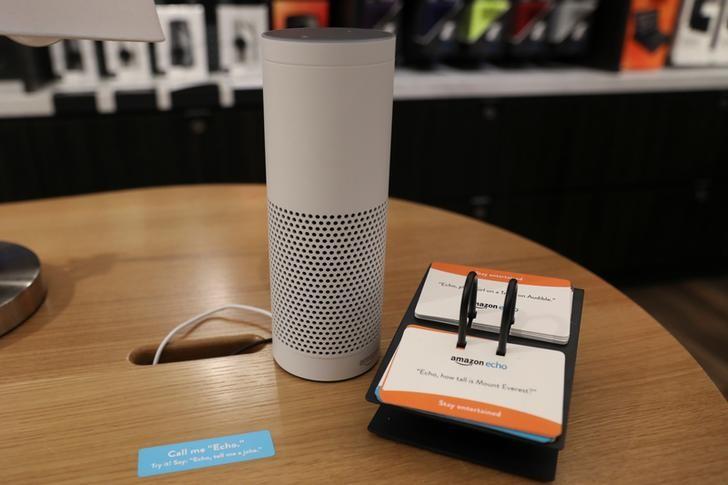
top-left (138, 430), bottom-right (275, 477)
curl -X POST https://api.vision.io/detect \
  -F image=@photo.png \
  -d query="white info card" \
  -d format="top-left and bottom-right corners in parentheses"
top-left (415, 262), bottom-right (574, 344)
top-left (377, 325), bottom-right (565, 442)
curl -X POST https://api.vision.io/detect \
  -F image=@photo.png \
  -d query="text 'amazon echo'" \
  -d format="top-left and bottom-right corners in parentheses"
top-left (262, 28), bottom-right (395, 381)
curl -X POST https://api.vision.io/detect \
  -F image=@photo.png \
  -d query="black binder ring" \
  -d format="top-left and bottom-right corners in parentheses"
top-left (496, 278), bottom-right (518, 356)
top-left (456, 271), bottom-right (478, 349)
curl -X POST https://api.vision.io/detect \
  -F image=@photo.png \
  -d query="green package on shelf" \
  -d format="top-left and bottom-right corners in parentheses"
top-left (457, 0), bottom-right (511, 44)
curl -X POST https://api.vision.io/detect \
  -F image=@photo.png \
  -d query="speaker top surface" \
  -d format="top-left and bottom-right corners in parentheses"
top-left (262, 27), bottom-right (395, 66)
top-left (263, 27), bottom-right (393, 43)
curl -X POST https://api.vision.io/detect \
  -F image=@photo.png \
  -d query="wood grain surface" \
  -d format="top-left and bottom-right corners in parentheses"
top-left (0, 185), bottom-right (725, 484)
top-left (625, 277), bottom-right (728, 399)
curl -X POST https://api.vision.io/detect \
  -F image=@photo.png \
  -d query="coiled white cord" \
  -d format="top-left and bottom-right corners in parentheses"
top-left (152, 304), bottom-right (273, 365)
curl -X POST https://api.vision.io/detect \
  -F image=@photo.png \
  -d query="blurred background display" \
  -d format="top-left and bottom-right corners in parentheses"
top-left (0, 0), bottom-right (727, 394)
top-left (6, 0), bottom-right (728, 94)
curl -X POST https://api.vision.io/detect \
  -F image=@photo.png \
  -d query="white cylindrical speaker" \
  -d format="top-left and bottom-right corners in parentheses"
top-left (262, 28), bottom-right (395, 382)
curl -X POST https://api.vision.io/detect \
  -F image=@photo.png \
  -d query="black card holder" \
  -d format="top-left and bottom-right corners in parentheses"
top-left (366, 266), bottom-right (584, 482)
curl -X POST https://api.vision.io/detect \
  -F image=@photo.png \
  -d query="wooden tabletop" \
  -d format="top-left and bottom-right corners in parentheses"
top-left (0, 185), bottom-right (725, 484)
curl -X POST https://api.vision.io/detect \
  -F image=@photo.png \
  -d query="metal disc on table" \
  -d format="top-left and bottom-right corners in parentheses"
top-left (0, 242), bottom-right (46, 337)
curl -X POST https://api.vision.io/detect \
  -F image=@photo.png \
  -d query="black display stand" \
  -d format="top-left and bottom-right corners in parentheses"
top-left (366, 267), bottom-right (584, 482)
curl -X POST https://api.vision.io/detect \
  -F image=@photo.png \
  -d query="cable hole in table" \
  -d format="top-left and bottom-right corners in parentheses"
top-left (128, 334), bottom-right (270, 366)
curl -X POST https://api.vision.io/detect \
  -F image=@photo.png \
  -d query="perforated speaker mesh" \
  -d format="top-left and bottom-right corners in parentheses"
top-left (268, 201), bottom-right (387, 356)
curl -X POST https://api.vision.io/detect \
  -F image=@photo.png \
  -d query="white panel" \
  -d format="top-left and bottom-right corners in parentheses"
top-left (0, 0), bottom-right (163, 42)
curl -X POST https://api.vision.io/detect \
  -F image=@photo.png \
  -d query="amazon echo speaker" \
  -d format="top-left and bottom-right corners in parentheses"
top-left (262, 28), bottom-right (395, 381)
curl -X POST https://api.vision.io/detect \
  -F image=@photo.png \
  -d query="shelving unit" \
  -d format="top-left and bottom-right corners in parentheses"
top-left (2, 65), bottom-right (727, 278)
top-left (2, 66), bottom-right (728, 118)
top-left (393, 66), bottom-right (728, 99)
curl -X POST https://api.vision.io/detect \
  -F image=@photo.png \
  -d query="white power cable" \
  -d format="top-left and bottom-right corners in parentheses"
top-left (152, 304), bottom-right (273, 366)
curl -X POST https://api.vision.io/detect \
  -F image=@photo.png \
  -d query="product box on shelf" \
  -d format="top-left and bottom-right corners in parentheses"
top-left (671, 0), bottom-right (723, 66)
top-left (508, 0), bottom-right (555, 59)
top-left (332, 0), bottom-right (403, 61)
top-left (713, 0), bottom-right (728, 65)
top-left (547, 0), bottom-right (600, 58)
top-left (0, 37), bottom-right (53, 92)
top-left (589, 0), bottom-right (680, 70)
top-left (455, 0), bottom-right (512, 62)
top-left (271, 0), bottom-right (330, 30)
top-left (332, 0), bottom-right (402, 31)
top-left (102, 41), bottom-right (154, 84)
top-left (49, 39), bottom-right (99, 87)
top-left (217, 4), bottom-right (269, 76)
top-left (403, 0), bottom-right (466, 66)
top-left (0, 38), bottom-right (22, 82)
top-left (622, 0), bottom-right (681, 70)
top-left (154, 4), bottom-right (209, 81)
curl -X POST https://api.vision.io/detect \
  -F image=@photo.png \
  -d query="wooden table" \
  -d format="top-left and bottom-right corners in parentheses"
top-left (1, 185), bottom-right (725, 484)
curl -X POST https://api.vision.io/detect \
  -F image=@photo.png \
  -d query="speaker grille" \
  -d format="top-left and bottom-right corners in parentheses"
top-left (268, 201), bottom-right (387, 357)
